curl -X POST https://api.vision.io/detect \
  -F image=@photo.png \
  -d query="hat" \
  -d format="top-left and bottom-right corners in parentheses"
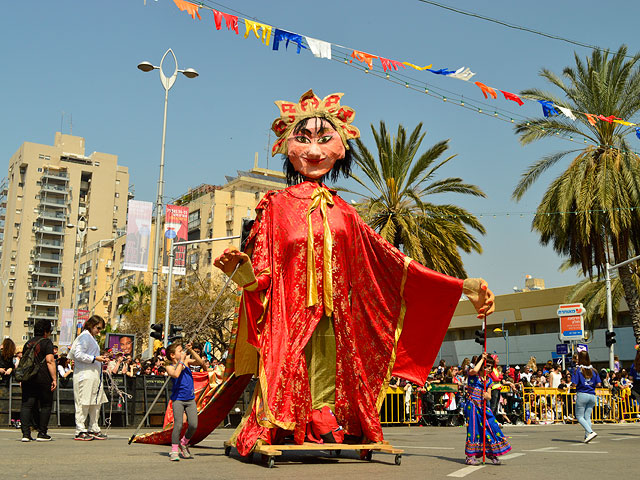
top-left (515, 365), bottom-right (520, 369)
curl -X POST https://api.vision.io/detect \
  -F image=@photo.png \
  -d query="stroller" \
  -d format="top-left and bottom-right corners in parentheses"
top-left (502, 386), bottom-right (524, 425)
top-left (420, 384), bottom-right (465, 426)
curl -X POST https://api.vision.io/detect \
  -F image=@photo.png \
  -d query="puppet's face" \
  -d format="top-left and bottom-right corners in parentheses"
top-left (287, 118), bottom-right (345, 180)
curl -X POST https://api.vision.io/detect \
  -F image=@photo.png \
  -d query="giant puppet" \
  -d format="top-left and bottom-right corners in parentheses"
top-left (212, 89), bottom-right (495, 456)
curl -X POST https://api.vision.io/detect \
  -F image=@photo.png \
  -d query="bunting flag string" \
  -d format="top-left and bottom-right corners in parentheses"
top-left (165, 0), bottom-right (640, 140)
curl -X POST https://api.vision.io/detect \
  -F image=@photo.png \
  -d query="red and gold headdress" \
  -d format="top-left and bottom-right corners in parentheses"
top-left (271, 89), bottom-right (360, 156)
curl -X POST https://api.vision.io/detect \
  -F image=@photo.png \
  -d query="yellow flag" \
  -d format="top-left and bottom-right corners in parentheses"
top-left (244, 19), bottom-right (272, 45)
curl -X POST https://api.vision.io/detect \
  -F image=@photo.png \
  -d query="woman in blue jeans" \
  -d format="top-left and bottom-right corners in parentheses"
top-left (571, 351), bottom-right (601, 443)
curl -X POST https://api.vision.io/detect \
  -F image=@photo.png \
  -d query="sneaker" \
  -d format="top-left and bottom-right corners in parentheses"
top-left (179, 443), bottom-right (193, 459)
top-left (21, 436), bottom-right (33, 442)
top-left (89, 432), bottom-right (108, 440)
top-left (584, 431), bottom-right (598, 443)
top-left (489, 456), bottom-right (502, 465)
top-left (169, 451), bottom-right (180, 461)
top-left (75, 432), bottom-right (94, 441)
top-left (465, 456), bottom-right (479, 465)
top-left (36, 433), bottom-right (52, 442)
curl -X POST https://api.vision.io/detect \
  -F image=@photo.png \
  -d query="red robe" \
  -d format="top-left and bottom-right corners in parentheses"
top-left (233, 181), bottom-right (462, 455)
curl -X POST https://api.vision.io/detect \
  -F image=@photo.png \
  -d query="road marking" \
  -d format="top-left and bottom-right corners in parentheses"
top-left (447, 465), bottom-right (485, 477)
top-left (525, 446), bottom-right (557, 452)
top-left (500, 452), bottom-right (526, 460)
top-left (611, 437), bottom-right (633, 441)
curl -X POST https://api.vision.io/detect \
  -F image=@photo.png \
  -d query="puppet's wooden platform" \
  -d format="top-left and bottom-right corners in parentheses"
top-left (224, 440), bottom-right (403, 468)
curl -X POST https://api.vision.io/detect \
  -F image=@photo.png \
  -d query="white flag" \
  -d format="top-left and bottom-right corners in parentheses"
top-left (305, 36), bottom-right (331, 59)
top-left (449, 67), bottom-right (475, 81)
top-left (557, 106), bottom-right (576, 121)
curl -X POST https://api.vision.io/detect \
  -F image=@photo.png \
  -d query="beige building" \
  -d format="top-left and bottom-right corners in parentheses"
top-left (0, 133), bottom-right (131, 343)
top-left (76, 159), bottom-right (287, 328)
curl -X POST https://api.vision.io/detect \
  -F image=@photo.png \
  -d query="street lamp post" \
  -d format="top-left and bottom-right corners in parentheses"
top-left (493, 322), bottom-right (509, 368)
top-left (67, 216), bottom-right (97, 330)
top-left (137, 49), bottom-right (198, 356)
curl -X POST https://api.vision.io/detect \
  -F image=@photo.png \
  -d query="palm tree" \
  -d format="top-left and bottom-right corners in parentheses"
top-left (349, 121), bottom-right (486, 278)
top-left (513, 45), bottom-right (640, 342)
top-left (117, 281), bottom-right (151, 316)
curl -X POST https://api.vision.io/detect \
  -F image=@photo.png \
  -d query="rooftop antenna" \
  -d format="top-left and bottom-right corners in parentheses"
top-left (61, 111), bottom-right (65, 134)
top-left (70, 113), bottom-right (73, 135)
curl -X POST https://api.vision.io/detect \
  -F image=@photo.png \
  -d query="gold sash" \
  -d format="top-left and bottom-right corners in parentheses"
top-left (306, 187), bottom-right (334, 316)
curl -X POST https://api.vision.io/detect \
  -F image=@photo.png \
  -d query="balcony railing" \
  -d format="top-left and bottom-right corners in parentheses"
top-left (35, 239), bottom-right (63, 248)
top-left (39, 196), bottom-right (66, 206)
top-left (34, 252), bottom-right (62, 262)
top-left (33, 267), bottom-right (62, 276)
top-left (38, 210), bottom-right (66, 221)
top-left (31, 300), bottom-right (59, 308)
top-left (27, 311), bottom-right (57, 319)
top-left (42, 170), bottom-right (69, 180)
top-left (40, 183), bottom-right (68, 193)
top-left (34, 225), bottom-right (64, 235)
top-left (32, 282), bottom-right (61, 291)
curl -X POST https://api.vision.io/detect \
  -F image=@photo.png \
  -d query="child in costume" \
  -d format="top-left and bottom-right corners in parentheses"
top-left (214, 90), bottom-right (496, 455)
top-left (165, 342), bottom-right (205, 461)
top-left (464, 352), bottom-right (511, 465)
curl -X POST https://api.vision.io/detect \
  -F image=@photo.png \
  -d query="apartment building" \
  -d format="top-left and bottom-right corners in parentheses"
top-left (0, 133), bottom-right (130, 343)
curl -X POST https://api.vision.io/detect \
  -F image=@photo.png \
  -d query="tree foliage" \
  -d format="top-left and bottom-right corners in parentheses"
top-left (513, 45), bottom-right (640, 342)
top-left (347, 121), bottom-right (486, 278)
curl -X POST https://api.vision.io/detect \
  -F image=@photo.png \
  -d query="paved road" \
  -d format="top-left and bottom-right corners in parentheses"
top-left (2, 423), bottom-right (639, 479)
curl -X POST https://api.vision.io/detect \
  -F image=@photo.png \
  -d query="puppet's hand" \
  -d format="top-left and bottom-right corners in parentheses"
top-left (462, 278), bottom-right (495, 318)
top-left (214, 247), bottom-right (256, 289)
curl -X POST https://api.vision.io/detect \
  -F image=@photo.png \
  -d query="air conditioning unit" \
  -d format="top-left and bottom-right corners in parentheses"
top-left (28, 264), bottom-right (35, 272)
top-left (106, 260), bottom-right (112, 268)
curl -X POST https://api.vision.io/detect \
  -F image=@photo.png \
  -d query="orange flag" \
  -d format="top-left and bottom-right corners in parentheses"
top-left (584, 113), bottom-right (597, 126)
top-left (173, 0), bottom-right (201, 20)
top-left (350, 50), bottom-right (378, 69)
top-left (474, 82), bottom-right (497, 100)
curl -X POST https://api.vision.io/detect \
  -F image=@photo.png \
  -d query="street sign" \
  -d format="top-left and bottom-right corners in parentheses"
top-left (558, 303), bottom-right (584, 340)
top-left (556, 344), bottom-right (569, 355)
top-left (576, 343), bottom-right (588, 353)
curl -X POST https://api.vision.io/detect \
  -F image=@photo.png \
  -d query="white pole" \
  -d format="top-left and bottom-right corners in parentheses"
top-left (605, 262), bottom-right (615, 371)
top-left (163, 239), bottom-right (174, 348)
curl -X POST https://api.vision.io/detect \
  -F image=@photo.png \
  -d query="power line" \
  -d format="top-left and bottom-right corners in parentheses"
top-left (415, 0), bottom-right (632, 59)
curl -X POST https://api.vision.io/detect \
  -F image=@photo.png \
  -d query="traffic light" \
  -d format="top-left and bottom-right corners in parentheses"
top-left (150, 323), bottom-right (164, 341)
top-left (474, 329), bottom-right (485, 347)
top-left (169, 324), bottom-right (184, 343)
top-left (605, 330), bottom-right (617, 348)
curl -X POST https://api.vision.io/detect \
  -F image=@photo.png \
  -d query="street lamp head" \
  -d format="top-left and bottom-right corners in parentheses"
top-left (66, 223), bottom-right (75, 229)
top-left (493, 328), bottom-right (503, 333)
top-left (137, 61), bottom-right (156, 73)
top-left (181, 68), bottom-right (199, 79)
top-left (89, 226), bottom-right (98, 231)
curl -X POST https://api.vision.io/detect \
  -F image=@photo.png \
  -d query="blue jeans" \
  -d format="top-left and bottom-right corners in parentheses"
top-left (575, 392), bottom-right (596, 435)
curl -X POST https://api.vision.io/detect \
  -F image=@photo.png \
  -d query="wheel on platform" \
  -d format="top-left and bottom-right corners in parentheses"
top-left (365, 451), bottom-right (373, 461)
top-left (267, 456), bottom-right (275, 469)
top-left (335, 449), bottom-right (341, 457)
top-left (394, 454), bottom-right (402, 466)
top-left (224, 446), bottom-right (231, 456)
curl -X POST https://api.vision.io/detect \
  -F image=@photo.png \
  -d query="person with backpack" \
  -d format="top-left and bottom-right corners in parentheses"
top-left (18, 318), bottom-right (56, 442)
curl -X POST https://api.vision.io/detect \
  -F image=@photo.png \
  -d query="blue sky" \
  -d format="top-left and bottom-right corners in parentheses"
top-left (1, 0), bottom-right (636, 295)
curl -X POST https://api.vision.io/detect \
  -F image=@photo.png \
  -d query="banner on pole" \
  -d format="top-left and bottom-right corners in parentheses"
top-left (76, 309), bottom-right (90, 337)
top-left (59, 308), bottom-right (75, 346)
top-left (123, 200), bottom-right (153, 272)
top-left (162, 204), bottom-right (188, 275)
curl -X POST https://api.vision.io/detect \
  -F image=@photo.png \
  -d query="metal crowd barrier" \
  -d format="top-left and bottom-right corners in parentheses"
top-left (521, 387), bottom-right (638, 424)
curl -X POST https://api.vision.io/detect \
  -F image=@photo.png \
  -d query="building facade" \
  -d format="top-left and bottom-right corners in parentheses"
top-left (0, 133), bottom-right (130, 343)
top-left (443, 284), bottom-right (637, 368)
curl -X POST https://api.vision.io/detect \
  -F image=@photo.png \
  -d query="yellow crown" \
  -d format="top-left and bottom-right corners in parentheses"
top-left (271, 89), bottom-right (360, 156)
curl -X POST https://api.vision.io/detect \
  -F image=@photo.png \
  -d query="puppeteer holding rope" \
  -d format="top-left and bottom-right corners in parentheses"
top-left (214, 89), bottom-right (495, 456)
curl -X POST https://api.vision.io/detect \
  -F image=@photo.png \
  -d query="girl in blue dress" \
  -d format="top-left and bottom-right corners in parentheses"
top-left (465, 352), bottom-right (512, 465)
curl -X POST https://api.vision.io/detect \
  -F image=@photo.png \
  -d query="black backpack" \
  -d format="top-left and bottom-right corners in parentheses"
top-left (14, 338), bottom-right (47, 382)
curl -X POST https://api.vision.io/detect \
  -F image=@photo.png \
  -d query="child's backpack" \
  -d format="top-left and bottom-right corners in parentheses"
top-left (14, 338), bottom-right (47, 383)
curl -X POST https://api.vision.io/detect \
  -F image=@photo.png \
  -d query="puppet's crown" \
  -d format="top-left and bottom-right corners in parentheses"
top-left (271, 89), bottom-right (360, 156)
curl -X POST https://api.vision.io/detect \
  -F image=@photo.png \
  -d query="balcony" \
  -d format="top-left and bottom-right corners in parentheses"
top-left (31, 299), bottom-right (59, 308)
top-left (40, 183), bottom-right (68, 194)
top-left (27, 311), bottom-right (57, 319)
top-left (42, 170), bottom-right (69, 181)
top-left (34, 225), bottom-right (64, 235)
top-left (38, 209), bottom-right (66, 222)
top-left (39, 196), bottom-right (66, 207)
top-left (32, 282), bottom-right (61, 292)
top-left (33, 266), bottom-right (62, 277)
top-left (34, 252), bottom-right (62, 263)
top-left (35, 238), bottom-right (63, 249)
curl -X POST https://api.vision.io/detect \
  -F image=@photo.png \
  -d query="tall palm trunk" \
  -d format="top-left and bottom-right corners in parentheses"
top-left (617, 265), bottom-right (640, 342)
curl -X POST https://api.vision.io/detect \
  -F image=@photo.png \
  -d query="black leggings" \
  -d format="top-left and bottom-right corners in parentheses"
top-left (20, 382), bottom-right (53, 437)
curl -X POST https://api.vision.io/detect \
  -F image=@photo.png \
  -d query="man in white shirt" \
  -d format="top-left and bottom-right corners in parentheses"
top-left (69, 315), bottom-right (109, 441)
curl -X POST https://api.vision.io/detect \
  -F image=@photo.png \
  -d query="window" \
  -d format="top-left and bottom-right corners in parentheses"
top-left (115, 192), bottom-right (119, 198)
top-left (113, 205), bottom-right (118, 212)
top-left (226, 227), bottom-right (233, 237)
top-left (47, 293), bottom-right (56, 300)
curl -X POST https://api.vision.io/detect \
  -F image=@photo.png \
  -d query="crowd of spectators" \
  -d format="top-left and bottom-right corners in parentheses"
top-left (389, 351), bottom-right (640, 426)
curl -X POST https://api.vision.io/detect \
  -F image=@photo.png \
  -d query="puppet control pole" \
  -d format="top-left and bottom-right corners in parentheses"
top-left (128, 261), bottom-right (241, 445)
top-left (482, 313), bottom-right (487, 465)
